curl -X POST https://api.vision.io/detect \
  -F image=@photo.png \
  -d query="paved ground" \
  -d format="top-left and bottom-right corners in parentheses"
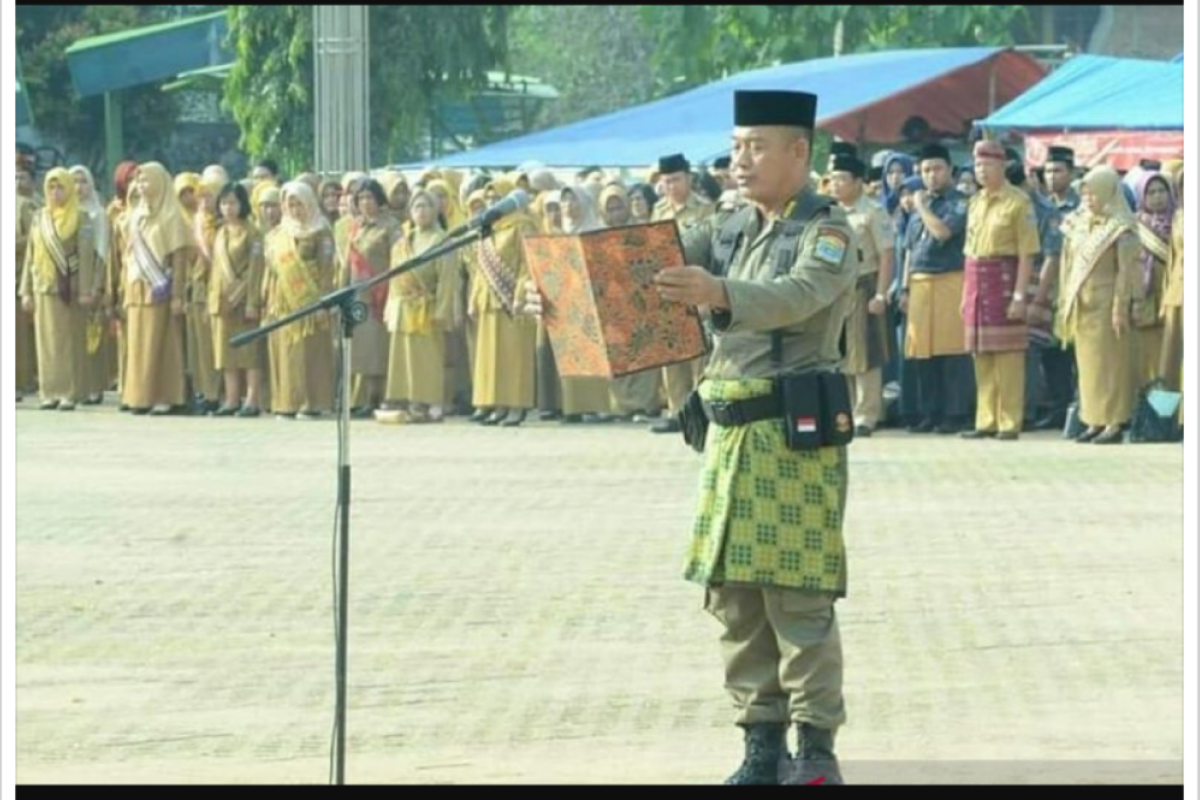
top-left (15, 402), bottom-right (1184, 784)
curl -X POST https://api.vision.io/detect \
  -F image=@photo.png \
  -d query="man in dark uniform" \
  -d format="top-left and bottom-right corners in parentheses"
top-left (1030, 145), bottom-right (1078, 431)
top-left (899, 143), bottom-right (975, 433)
top-left (526, 90), bottom-right (858, 786)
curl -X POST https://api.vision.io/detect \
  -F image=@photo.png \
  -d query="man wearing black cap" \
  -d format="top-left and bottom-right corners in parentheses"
top-left (650, 153), bottom-right (714, 434)
top-left (899, 143), bottom-right (975, 434)
top-left (1005, 154), bottom-right (1070, 432)
top-left (1043, 145), bottom-right (1080, 214)
top-left (526, 90), bottom-right (857, 786)
top-left (1029, 145), bottom-right (1079, 431)
top-left (709, 155), bottom-right (736, 191)
top-left (829, 152), bottom-right (893, 436)
top-left (655, 89), bottom-right (856, 786)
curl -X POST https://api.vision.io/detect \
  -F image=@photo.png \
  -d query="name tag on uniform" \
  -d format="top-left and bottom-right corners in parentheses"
top-left (814, 229), bottom-right (849, 266)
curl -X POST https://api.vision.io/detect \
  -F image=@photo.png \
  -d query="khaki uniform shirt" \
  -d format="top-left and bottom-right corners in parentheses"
top-left (652, 193), bottom-right (714, 231)
top-left (683, 185), bottom-right (857, 380)
top-left (841, 194), bottom-right (892, 277)
top-left (965, 184), bottom-right (1040, 259)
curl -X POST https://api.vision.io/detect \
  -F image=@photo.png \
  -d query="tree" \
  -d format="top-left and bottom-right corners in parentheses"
top-left (16, 5), bottom-right (186, 179)
top-left (507, 5), bottom-right (658, 130)
top-left (224, 5), bottom-right (509, 170)
top-left (639, 5), bottom-right (1034, 93)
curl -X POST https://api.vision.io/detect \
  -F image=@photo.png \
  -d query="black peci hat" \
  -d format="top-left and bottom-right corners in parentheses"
top-left (918, 143), bottom-right (952, 164)
top-left (867, 166), bottom-right (884, 183)
top-left (733, 90), bottom-right (818, 129)
top-left (657, 153), bottom-right (690, 175)
top-left (1046, 146), bottom-right (1075, 167)
top-left (829, 154), bottom-right (866, 179)
top-left (830, 141), bottom-right (858, 159)
top-left (711, 156), bottom-right (731, 170)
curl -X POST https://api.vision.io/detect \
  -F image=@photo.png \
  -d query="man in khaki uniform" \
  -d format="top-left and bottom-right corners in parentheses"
top-left (829, 153), bottom-right (893, 435)
top-left (655, 91), bottom-right (856, 785)
top-left (525, 91), bottom-right (856, 785)
top-left (649, 153), bottom-right (714, 434)
top-left (961, 140), bottom-right (1040, 440)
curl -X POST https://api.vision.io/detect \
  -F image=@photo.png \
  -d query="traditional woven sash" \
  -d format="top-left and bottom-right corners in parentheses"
top-left (37, 211), bottom-right (74, 303)
top-left (273, 234), bottom-right (324, 346)
top-left (1061, 218), bottom-right (1128, 318)
top-left (477, 237), bottom-right (517, 316)
top-left (130, 223), bottom-right (173, 303)
top-left (347, 221), bottom-right (389, 320)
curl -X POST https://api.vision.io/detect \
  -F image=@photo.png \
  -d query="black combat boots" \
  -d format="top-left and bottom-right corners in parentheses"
top-left (724, 723), bottom-right (789, 785)
top-left (781, 723), bottom-right (845, 785)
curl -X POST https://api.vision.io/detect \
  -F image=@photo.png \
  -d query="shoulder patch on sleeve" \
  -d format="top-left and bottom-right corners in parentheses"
top-left (813, 227), bottom-right (849, 266)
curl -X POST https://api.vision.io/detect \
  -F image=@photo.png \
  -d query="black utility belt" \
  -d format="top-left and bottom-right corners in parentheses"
top-left (681, 372), bottom-right (854, 454)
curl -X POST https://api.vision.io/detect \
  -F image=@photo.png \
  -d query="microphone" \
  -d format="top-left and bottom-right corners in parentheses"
top-left (446, 189), bottom-right (531, 238)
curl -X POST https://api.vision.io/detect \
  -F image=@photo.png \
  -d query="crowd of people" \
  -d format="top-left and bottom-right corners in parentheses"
top-left (13, 139), bottom-right (1184, 442)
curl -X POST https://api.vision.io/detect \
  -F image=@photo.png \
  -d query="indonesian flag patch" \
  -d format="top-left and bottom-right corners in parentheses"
top-left (794, 415), bottom-right (818, 434)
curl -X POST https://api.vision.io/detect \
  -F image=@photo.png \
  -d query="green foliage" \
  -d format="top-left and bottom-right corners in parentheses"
top-left (224, 5), bottom-right (509, 169)
top-left (16, 5), bottom-right (184, 176)
top-left (639, 5), bottom-right (1032, 92)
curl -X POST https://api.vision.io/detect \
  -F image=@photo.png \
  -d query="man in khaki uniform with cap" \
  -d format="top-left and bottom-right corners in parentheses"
top-left (525, 89), bottom-right (857, 785)
top-left (961, 139), bottom-right (1040, 440)
top-left (829, 152), bottom-right (893, 435)
top-left (649, 153), bottom-right (714, 434)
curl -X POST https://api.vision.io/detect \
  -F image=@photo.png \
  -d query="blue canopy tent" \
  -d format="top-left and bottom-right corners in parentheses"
top-left (979, 54), bottom-right (1183, 132)
top-left (425, 47), bottom-right (1045, 168)
top-left (978, 54), bottom-right (1183, 171)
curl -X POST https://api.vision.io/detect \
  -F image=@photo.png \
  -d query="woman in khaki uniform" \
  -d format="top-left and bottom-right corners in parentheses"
top-left (120, 162), bottom-right (194, 415)
top-left (106, 161), bottom-right (139, 407)
top-left (209, 183), bottom-right (265, 417)
top-left (20, 168), bottom-right (98, 410)
top-left (1057, 166), bottom-right (1139, 445)
top-left (15, 178), bottom-right (38, 399)
top-left (1159, 165), bottom-right (1183, 423)
top-left (339, 179), bottom-right (401, 416)
top-left (69, 166), bottom-right (114, 405)
top-left (469, 176), bottom-right (539, 426)
top-left (263, 182), bottom-right (336, 419)
top-left (1132, 171), bottom-right (1175, 388)
top-left (383, 189), bottom-right (461, 422)
top-left (176, 172), bottom-right (222, 411)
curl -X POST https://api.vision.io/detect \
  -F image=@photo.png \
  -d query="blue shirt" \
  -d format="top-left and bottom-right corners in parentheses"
top-left (904, 187), bottom-right (968, 275)
top-left (1032, 192), bottom-right (1063, 265)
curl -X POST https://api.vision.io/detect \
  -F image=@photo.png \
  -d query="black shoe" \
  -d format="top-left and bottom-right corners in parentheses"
top-left (585, 413), bottom-right (615, 424)
top-left (539, 410), bottom-right (563, 422)
top-left (214, 404), bottom-right (239, 417)
top-left (995, 430), bottom-right (1020, 441)
top-left (57, 401), bottom-right (77, 412)
top-left (781, 724), bottom-right (844, 786)
top-left (38, 400), bottom-right (60, 411)
top-left (650, 417), bottom-right (681, 434)
top-left (961, 428), bottom-right (996, 440)
top-left (935, 421), bottom-right (962, 435)
top-left (1093, 427), bottom-right (1124, 445)
top-left (235, 405), bottom-right (261, 418)
top-left (481, 409), bottom-right (507, 427)
top-left (130, 407), bottom-right (151, 416)
top-left (469, 408), bottom-right (490, 423)
top-left (500, 409), bottom-right (527, 427)
top-left (854, 424), bottom-right (873, 437)
top-left (906, 419), bottom-right (935, 434)
top-left (561, 414), bottom-right (584, 425)
top-left (1075, 427), bottom-right (1103, 443)
top-left (724, 724), bottom-right (788, 786)
top-left (119, 404), bottom-right (131, 413)
top-left (351, 407), bottom-right (375, 420)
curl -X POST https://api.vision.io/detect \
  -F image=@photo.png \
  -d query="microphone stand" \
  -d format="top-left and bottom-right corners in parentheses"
top-left (230, 223), bottom-right (493, 784)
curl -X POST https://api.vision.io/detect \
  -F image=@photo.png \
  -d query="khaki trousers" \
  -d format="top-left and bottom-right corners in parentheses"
top-left (973, 351), bottom-right (1026, 434)
top-left (846, 368), bottom-right (883, 429)
top-left (705, 585), bottom-right (846, 729)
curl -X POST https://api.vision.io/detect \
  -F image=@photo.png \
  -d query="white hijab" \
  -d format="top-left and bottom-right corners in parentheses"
top-left (280, 181), bottom-right (331, 238)
top-left (68, 165), bottom-right (109, 262)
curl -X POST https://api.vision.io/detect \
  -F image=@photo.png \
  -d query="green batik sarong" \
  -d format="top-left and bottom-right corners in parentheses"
top-left (684, 379), bottom-right (849, 596)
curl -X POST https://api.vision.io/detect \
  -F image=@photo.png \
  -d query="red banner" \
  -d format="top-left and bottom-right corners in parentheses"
top-left (1023, 130), bottom-right (1183, 172)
